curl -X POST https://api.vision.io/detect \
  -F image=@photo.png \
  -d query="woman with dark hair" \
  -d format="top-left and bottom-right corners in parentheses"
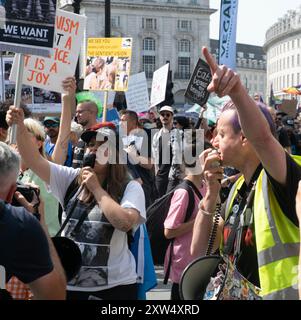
top-left (6, 78), bottom-right (146, 300)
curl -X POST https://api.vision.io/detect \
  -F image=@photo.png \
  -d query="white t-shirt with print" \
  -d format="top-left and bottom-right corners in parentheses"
top-left (48, 162), bottom-right (146, 292)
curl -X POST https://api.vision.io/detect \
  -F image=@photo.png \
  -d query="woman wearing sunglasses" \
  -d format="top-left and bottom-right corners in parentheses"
top-left (6, 77), bottom-right (146, 300)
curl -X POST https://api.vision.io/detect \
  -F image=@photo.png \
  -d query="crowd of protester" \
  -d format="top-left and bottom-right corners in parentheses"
top-left (0, 47), bottom-right (301, 301)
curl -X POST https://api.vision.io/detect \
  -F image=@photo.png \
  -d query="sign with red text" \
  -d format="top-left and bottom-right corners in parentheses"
top-left (10, 10), bottom-right (86, 93)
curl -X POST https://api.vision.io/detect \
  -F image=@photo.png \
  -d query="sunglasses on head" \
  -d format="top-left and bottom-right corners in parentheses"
top-left (44, 122), bottom-right (59, 128)
top-left (160, 112), bottom-right (171, 118)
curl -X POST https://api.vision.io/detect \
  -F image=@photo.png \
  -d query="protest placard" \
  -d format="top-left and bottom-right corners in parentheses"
top-left (150, 63), bottom-right (169, 108)
top-left (185, 58), bottom-right (212, 106)
top-left (0, 0), bottom-right (57, 56)
top-left (84, 37), bottom-right (132, 92)
top-left (10, 9), bottom-right (86, 93)
top-left (125, 72), bottom-right (149, 113)
top-left (278, 99), bottom-right (298, 117)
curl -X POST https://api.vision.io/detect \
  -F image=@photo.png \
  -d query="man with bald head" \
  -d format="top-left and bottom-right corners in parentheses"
top-left (75, 101), bottom-right (98, 130)
top-left (72, 100), bottom-right (98, 168)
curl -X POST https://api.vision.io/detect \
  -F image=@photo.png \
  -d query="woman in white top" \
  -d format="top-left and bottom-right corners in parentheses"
top-left (6, 78), bottom-right (146, 300)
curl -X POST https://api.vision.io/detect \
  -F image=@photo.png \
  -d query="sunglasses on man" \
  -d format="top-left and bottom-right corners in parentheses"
top-left (160, 112), bottom-right (172, 118)
top-left (44, 122), bottom-right (59, 128)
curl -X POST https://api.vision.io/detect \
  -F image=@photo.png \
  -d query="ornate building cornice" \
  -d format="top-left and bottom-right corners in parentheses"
top-left (67, 0), bottom-right (216, 15)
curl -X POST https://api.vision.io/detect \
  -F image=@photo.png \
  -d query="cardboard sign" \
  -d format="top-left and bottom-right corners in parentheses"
top-left (150, 63), bottom-right (169, 108)
top-left (125, 72), bottom-right (149, 113)
top-left (0, 0), bottom-right (57, 56)
top-left (278, 99), bottom-right (298, 117)
top-left (10, 10), bottom-right (86, 93)
top-left (185, 59), bottom-right (212, 106)
top-left (84, 37), bottom-right (132, 92)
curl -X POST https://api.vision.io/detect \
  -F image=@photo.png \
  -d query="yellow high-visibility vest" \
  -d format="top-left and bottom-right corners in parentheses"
top-left (224, 157), bottom-right (300, 300)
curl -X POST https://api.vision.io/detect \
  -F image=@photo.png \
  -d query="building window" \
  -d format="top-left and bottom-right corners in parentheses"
top-left (177, 20), bottom-right (192, 31)
top-left (143, 37), bottom-right (156, 51)
top-left (178, 39), bottom-right (191, 53)
top-left (178, 57), bottom-right (190, 78)
top-left (142, 37), bottom-right (156, 78)
top-left (297, 54), bottom-right (300, 66)
top-left (142, 18), bottom-right (157, 30)
top-left (111, 16), bottom-right (120, 28)
top-left (249, 53), bottom-right (255, 59)
top-left (287, 57), bottom-right (290, 69)
top-left (237, 51), bottom-right (244, 58)
top-left (143, 56), bottom-right (156, 78)
top-left (292, 55), bottom-right (295, 68)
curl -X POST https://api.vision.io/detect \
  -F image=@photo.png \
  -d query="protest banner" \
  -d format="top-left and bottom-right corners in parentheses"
top-left (0, 0), bottom-right (57, 56)
top-left (84, 37), bottom-right (132, 92)
top-left (278, 99), bottom-right (298, 117)
top-left (10, 10), bottom-right (86, 93)
top-left (125, 72), bottom-right (149, 113)
top-left (219, 0), bottom-right (239, 70)
top-left (150, 63), bottom-right (169, 108)
top-left (185, 59), bottom-right (212, 106)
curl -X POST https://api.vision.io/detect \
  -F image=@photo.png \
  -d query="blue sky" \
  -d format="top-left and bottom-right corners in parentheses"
top-left (210, 0), bottom-right (301, 46)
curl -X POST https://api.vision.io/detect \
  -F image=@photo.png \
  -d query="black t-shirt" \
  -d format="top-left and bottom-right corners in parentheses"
top-left (277, 127), bottom-right (291, 149)
top-left (223, 154), bottom-right (301, 287)
top-left (0, 202), bottom-right (53, 283)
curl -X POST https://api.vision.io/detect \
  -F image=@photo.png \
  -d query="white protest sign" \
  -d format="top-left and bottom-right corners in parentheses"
top-left (150, 63), bottom-right (169, 108)
top-left (27, 103), bottom-right (62, 114)
top-left (92, 91), bottom-right (116, 107)
top-left (125, 72), bottom-right (149, 113)
top-left (10, 10), bottom-right (86, 93)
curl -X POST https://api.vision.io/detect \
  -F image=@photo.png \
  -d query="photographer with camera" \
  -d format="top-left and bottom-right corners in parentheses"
top-left (0, 142), bottom-right (66, 299)
top-left (11, 117), bottom-right (60, 236)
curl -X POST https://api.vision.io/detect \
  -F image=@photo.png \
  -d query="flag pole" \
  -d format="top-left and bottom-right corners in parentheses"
top-left (9, 53), bottom-right (24, 144)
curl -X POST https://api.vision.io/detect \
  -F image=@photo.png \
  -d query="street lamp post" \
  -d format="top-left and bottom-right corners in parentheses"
top-left (72, 0), bottom-right (82, 14)
top-left (105, 0), bottom-right (111, 37)
top-left (72, 0), bottom-right (82, 89)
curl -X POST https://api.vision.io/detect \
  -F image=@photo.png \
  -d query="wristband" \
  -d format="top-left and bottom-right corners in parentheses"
top-left (198, 200), bottom-right (215, 216)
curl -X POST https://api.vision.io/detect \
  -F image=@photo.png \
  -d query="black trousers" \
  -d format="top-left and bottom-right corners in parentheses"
top-left (67, 283), bottom-right (138, 300)
top-left (171, 282), bottom-right (181, 300)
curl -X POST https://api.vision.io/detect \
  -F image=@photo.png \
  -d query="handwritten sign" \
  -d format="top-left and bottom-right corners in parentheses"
top-left (185, 59), bottom-right (212, 106)
top-left (0, 0), bottom-right (57, 56)
top-left (84, 37), bottom-right (132, 92)
top-left (10, 10), bottom-right (86, 93)
top-left (125, 72), bottom-right (149, 113)
top-left (150, 63), bottom-right (169, 108)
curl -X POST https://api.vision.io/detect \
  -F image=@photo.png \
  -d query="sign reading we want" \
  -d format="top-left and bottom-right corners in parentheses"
top-left (10, 10), bottom-right (86, 93)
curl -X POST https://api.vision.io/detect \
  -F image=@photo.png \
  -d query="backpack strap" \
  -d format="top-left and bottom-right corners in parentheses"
top-left (164, 180), bottom-right (202, 284)
top-left (63, 177), bottom-right (80, 210)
